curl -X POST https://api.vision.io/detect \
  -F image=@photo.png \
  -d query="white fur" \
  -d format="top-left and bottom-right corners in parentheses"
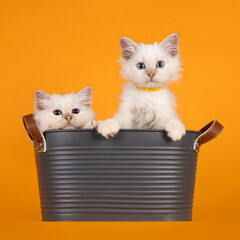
top-left (34, 87), bottom-right (96, 132)
top-left (97, 33), bottom-right (185, 141)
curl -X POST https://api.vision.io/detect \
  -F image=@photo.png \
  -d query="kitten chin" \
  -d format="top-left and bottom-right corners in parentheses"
top-left (34, 87), bottom-right (96, 132)
top-left (97, 33), bottom-right (185, 141)
top-left (63, 124), bottom-right (75, 130)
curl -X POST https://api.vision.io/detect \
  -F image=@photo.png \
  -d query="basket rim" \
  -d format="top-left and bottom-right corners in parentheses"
top-left (44, 129), bottom-right (200, 134)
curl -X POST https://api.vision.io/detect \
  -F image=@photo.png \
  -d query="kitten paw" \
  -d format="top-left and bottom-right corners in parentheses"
top-left (97, 119), bottom-right (120, 138)
top-left (165, 119), bottom-right (186, 141)
top-left (83, 120), bottom-right (97, 129)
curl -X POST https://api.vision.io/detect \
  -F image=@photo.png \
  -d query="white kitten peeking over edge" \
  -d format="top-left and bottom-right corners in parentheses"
top-left (97, 33), bottom-right (186, 141)
top-left (34, 87), bottom-right (96, 132)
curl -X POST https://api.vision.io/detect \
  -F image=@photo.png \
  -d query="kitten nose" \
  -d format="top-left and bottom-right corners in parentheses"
top-left (146, 68), bottom-right (156, 78)
top-left (64, 114), bottom-right (72, 121)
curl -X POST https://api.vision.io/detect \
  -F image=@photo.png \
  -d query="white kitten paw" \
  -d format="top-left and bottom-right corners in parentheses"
top-left (97, 119), bottom-right (120, 138)
top-left (165, 119), bottom-right (186, 141)
top-left (83, 120), bottom-right (97, 129)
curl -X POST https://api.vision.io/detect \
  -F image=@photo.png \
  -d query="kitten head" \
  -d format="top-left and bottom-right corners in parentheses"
top-left (119, 33), bottom-right (182, 88)
top-left (34, 87), bottom-right (95, 132)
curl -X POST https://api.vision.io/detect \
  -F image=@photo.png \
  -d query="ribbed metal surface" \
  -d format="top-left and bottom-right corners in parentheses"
top-left (35, 129), bottom-right (199, 221)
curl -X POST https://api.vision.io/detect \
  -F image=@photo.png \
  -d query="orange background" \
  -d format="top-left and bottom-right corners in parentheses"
top-left (0, 0), bottom-right (239, 239)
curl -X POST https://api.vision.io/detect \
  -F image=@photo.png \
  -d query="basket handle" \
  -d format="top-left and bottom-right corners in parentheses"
top-left (193, 119), bottom-right (223, 152)
top-left (22, 114), bottom-right (46, 152)
top-left (22, 114), bottom-right (223, 153)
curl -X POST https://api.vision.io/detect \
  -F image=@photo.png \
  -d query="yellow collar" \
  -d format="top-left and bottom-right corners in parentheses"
top-left (138, 86), bottom-right (162, 92)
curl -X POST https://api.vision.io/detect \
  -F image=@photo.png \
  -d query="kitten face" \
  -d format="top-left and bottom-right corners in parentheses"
top-left (34, 87), bottom-right (95, 132)
top-left (119, 33), bottom-right (182, 88)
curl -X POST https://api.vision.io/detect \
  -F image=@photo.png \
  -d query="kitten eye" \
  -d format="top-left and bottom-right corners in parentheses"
top-left (53, 109), bottom-right (62, 115)
top-left (156, 61), bottom-right (165, 68)
top-left (72, 108), bottom-right (80, 114)
top-left (136, 62), bottom-right (146, 70)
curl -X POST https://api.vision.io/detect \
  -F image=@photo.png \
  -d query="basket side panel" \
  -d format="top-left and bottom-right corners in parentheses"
top-left (35, 142), bottom-right (198, 221)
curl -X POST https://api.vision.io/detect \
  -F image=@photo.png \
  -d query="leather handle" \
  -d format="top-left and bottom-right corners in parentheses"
top-left (22, 114), bottom-right (46, 152)
top-left (193, 120), bottom-right (224, 152)
top-left (22, 114), bottom-right (223, 153)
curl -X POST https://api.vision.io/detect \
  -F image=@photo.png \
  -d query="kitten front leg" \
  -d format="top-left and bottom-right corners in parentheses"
top-left (83, 120), bottom-right (97, 129)
top-left (164, 118), bottom-right (186, 141)
top-left (97, 109), bottom-right (133, 138)
top-left (97, 119), bottom-right (120, 138)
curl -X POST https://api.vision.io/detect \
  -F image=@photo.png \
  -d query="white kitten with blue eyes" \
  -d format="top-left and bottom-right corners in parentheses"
top-left (34, 87), bottom-right (96, 132)
top-left (97, 33), bottom-right (186, 141)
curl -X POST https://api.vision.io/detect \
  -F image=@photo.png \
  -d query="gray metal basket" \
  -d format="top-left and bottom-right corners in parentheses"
top-left (23, 114), bottom-right (223, 221)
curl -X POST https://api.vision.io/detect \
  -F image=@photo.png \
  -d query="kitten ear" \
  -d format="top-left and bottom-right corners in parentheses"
top-left (77, 87), bottom-right (92, 107)
top-left (34, 90), bottom-right (51, 111)
top-left (120, 37), bottom-right (138, 60)
top-left (160, 33), bottom-right (179, 57)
